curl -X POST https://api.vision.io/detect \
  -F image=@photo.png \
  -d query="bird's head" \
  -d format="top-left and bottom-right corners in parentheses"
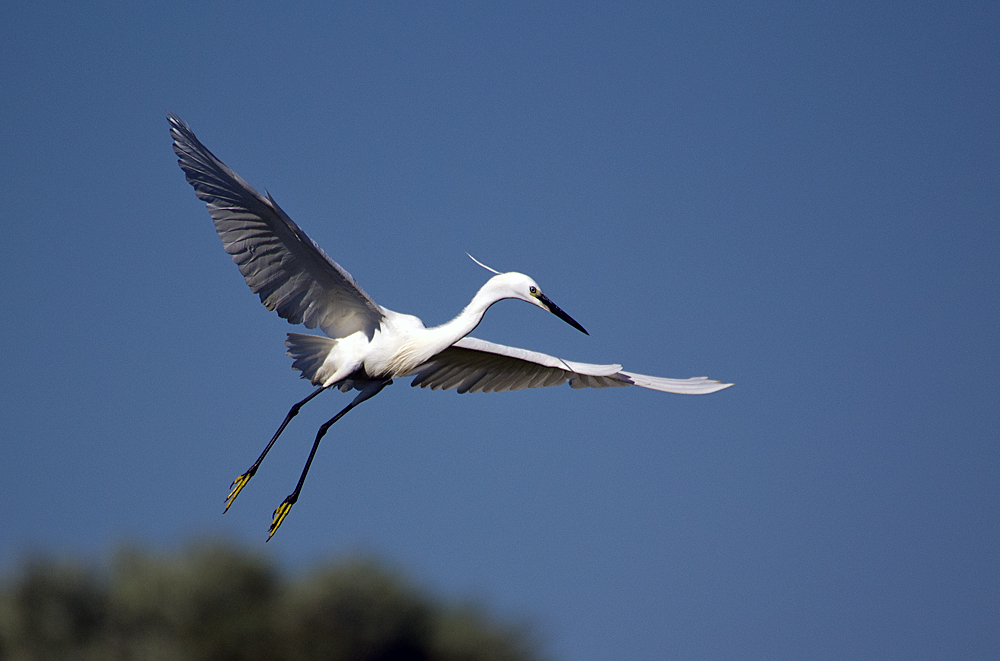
top-left (483, 271), bottom-right (589, 336)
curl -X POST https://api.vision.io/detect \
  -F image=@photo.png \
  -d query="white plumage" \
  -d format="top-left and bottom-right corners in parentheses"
top-left (168, 112), bottom-right (732, 538)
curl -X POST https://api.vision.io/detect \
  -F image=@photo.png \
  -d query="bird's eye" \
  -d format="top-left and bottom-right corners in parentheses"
top-left (529, 286), bottom-right (537, 295)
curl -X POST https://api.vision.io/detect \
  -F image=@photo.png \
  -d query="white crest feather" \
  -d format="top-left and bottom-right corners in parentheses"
top-left (466, 253), bottom-right (502, 275)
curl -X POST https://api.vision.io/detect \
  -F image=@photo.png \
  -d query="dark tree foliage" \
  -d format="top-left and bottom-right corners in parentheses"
top-left (0, 541), bottom-right (545, 661)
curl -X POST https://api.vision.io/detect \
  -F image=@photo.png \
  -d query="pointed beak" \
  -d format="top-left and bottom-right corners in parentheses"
top-left (536, 292), bottom-right (589, 335)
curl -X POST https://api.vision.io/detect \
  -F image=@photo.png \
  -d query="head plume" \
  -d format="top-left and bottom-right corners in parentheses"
top-left (466, 253), bottom-right (502, 275)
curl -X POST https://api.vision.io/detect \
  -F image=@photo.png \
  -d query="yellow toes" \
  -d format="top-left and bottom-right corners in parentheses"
top-left (268, 500), bottom-right (294, 540)
top-left (225, 473), bottom-right (252, 512)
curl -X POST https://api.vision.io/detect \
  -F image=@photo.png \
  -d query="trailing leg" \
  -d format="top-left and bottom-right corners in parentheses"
top-left (268, 379), bottom-right (390, 539)
top-left (225, 385), bottom-right (328, 511)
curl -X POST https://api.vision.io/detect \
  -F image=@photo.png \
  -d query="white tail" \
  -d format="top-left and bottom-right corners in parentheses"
top-left (285, 333), bottom-right (339, 386)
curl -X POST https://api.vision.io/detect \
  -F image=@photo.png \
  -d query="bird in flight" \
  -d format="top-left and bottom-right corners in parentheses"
top-left (168, 113), bottom-right (732, 539)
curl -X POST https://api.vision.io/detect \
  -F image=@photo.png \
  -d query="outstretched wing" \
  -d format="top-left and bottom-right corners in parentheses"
top-left (410, 337), bottom-right (733, 394)
top-left (169, 112), bottom-right (384, 340)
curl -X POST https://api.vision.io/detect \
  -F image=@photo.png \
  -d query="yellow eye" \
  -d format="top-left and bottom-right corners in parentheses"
top-left (529, 286), bottom-right (538, 295)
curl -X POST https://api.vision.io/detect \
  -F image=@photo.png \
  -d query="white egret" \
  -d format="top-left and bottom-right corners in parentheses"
top-left (168, 113), bottom-right (732, 539)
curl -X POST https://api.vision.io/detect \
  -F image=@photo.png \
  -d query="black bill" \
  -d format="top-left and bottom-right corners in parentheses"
top-left (537, 292), bottom-right (589, 335)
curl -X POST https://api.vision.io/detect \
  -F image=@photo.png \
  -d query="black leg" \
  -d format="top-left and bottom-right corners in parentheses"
top-left (225, 385), bottom-right (328, 512)
top-left (268, 379), bottom-right (390, 540)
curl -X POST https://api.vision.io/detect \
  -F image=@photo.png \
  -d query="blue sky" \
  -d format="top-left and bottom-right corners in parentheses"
top-left (2, 1), bottom-right (998, 659)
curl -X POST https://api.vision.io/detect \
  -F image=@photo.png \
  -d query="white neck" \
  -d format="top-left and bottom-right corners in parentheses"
top-left (384, 278), bottom-right (512, 376)
top-left (427, 280), bottom-right (507, 347)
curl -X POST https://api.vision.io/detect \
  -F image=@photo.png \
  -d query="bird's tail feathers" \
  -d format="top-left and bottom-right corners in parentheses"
top-left (286, 333), bottom-right (340, 386)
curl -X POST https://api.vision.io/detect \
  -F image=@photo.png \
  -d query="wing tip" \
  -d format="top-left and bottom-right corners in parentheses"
top-left (618, 372), bottom-right (735, 395)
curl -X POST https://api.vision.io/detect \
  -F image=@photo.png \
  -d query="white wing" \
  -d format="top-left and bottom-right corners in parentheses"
top-left (169, 113), bottom-right (384, 340)
top-left (410, 337), bottom-right (733, 394)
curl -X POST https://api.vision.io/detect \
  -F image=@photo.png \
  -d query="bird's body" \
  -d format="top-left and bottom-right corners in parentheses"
top-left (303, 273), bottom-right (544, 385)
top-left (168, 112), bottom-right (732, 538)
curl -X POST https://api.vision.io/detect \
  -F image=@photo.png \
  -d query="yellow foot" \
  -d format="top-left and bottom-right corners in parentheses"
top-left (225, 472), bottom-right (253, 512)
top-left (268, 498), bottom-right (295, 540)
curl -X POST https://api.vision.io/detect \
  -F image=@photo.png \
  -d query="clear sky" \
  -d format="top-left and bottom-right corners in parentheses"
top-left (2, 1), bottom-right (998, 659)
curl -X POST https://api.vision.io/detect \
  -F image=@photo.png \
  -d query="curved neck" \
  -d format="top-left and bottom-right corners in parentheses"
top-left (384, 280), bottom-right (512, 377)
top-left (433, 284), bottom-right (503, 342)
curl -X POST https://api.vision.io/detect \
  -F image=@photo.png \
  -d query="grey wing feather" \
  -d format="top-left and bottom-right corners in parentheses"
top-left (409, 337), bottom-right (733, 394)
top-left (168, 113), bottom-right (383, 339)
